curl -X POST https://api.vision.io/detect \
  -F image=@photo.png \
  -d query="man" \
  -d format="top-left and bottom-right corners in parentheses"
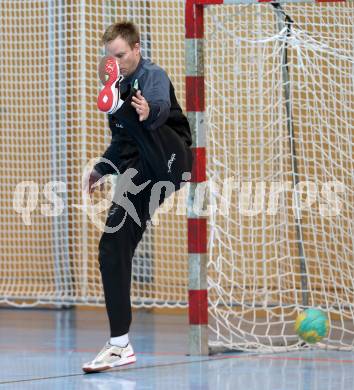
top-left (82, 21), bottom-right (193, 373)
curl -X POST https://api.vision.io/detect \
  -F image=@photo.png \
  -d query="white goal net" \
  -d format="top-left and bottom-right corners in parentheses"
top-left (0, 0), bottom-right (187, 308)
top-left (204, 1), bottom-right (354, 351)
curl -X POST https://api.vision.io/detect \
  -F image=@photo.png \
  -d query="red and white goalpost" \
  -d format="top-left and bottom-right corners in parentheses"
top-left (185, 0), bottom-right (354, 354)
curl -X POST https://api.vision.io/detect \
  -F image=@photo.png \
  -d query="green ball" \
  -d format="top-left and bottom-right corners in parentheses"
top-left (295, 308), bottom-right (329, 344)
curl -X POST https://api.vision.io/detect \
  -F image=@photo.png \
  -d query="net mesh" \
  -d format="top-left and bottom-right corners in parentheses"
top-left (0, 0), bottom-right (187, 308)
top-left (204, 2), bottom-right (354, 351)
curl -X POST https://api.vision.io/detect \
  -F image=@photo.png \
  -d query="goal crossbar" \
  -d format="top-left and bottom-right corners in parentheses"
top-left (192, 0), bottom-right (345, 4)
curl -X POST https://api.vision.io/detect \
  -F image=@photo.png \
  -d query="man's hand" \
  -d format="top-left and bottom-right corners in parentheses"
top-left (85, 169), bottom-right (105, 197)
top-left (131, 90), bottom-right (150, 121)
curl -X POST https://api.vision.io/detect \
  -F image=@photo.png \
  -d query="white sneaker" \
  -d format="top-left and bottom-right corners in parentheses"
top-left (82, 342), bottom-right (136, 373)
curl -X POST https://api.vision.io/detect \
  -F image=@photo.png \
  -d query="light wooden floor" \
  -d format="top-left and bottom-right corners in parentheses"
top-left (0, 308), bottom-right (354, 389)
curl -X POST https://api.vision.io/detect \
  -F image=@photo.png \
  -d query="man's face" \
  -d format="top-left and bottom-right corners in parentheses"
top-left (106, 36), bottom-right (141, 78)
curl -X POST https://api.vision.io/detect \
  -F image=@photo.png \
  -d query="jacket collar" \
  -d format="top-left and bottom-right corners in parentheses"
top-left (122, 57), bottom-right (145, 85)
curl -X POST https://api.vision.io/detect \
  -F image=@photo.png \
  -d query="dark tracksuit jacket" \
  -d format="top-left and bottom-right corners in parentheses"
top-left (95, 58), bottom-right (193, 337)
top-left (95, 57), bottom-right (192, 179)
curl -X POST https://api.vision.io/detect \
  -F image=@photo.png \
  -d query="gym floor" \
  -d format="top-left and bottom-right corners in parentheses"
top-left (1, 308), bottom-right (353, 389)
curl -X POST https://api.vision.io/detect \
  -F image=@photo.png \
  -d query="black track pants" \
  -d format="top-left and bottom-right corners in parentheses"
top-left (98, 100), bottom-right (193, 337)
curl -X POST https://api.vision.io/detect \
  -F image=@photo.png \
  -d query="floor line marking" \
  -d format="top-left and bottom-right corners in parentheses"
top-left (1, 351), bottom-right (354, 385)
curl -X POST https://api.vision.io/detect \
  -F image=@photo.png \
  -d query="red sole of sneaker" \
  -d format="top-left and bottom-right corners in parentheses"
top-left (97, 56), bottom-right (119, 112)
top-left (98, 56), bottom-right (118, 86)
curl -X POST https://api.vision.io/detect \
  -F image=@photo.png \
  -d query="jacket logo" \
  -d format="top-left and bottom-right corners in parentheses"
top-left (167, 153), bottom-right (176, 173)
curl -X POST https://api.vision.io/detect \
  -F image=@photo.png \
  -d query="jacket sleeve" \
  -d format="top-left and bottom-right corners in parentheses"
top-left (141, 69), bottom-right (171, 131)
top-left (93, 116), bottom-right (121, 175)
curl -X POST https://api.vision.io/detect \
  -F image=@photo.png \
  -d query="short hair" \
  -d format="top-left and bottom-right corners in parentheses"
top-left (101, 21), bottom-right (140, 48)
